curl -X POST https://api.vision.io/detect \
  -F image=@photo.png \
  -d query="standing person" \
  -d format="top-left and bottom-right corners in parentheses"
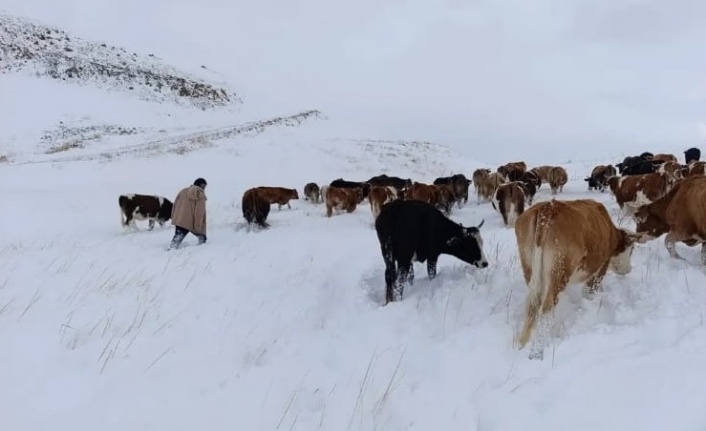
top-left (167, 178), bottom-right (208, 250)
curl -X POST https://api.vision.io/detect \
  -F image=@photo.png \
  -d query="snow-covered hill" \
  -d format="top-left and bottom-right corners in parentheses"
top-left (2, 3), bottom-right (706, 431)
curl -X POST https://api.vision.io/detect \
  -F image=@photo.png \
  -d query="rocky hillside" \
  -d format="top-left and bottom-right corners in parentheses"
top-left (0, 13), bottom-right (239, 110)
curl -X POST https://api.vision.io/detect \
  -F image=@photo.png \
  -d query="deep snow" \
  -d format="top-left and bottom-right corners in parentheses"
top-left (2, 4), bottom-right (706, 431)
top-left (3, 128), bottom-right (706, 430)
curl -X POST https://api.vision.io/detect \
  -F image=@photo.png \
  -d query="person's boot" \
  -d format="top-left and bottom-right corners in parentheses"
top-left (167, 228), bottom-right (187, 250)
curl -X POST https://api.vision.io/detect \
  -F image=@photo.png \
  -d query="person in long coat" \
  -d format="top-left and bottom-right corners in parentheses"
top-left (167, 177), bottom-right (207, 249)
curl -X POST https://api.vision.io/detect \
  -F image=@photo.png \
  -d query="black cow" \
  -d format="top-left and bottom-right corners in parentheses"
top-left (433, 174), bottom-right (472, 206)
top-left (367, 174), bottom-right (412, 191)
top-left (685, 147), bottom-right (701, 165)
top-left (374, 200), bottom-right (489, 304)
top-left (621, 160), bottom-right (660, 176)
top-left (616, 153), bottom-right (653, 174)
top-left (329, 178), bottom-right (371, 198)
top-left (119, 194), bottom-right (173, 230)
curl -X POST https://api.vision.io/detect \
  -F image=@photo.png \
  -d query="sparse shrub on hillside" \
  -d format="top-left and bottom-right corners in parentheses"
top-left (45, 141), bottom-right (84, 154)
top-left (39, 121), bottom-right (145, 153)
top-left (0, 155), bottom-right (9, 163)
top-left (0, 14), bottom-right (240, 109)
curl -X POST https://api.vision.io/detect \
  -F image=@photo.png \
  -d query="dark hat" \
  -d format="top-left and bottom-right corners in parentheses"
top-left (193, 177), bottom-right (207, 188)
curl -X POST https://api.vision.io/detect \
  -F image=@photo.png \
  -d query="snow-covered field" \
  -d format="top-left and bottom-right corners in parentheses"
top-left (2, 2), bottom-right (706, 430)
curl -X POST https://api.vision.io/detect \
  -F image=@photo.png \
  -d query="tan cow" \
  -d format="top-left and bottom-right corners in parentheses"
top-left (322, 185), bottom-right (364, 217)
top-left (491, 182), bottom-right (525, 227)
top-left (606, 172), bottom-right (671, 215)
top-left (254, 186), bottom-right (300, 209)
top-left (529, 165), bottom-right (553, 188)
top-left (547, 166), bottom-right (568, 195)
top-left (369, 185), bottom-right (398, 219)
top-left (472, 168), bottom-right (491, 197)
top-left (514, 199), bottom-right (641, 358)
top-left (475, 172), bottom-right (506, 203)
top-left (633, 176), bottom-right (706, 264)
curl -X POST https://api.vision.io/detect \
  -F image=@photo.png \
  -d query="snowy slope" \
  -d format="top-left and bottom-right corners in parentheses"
top-left (3, 130), bottom-right (706, 430)
top-left (2, 3), bottom-right (706, 431)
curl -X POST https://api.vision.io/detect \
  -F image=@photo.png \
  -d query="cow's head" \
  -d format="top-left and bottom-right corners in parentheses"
top-left (158, 199), bottom-right (174, 222)
top-left (632, 204), bottom-right (668, 243)
top-left (608, 228), bottom-right (642, 275)
top-left (446, 219), bottom-right (489, 268)
top-left (290, 189), bottom-right (300, 199)
top-left (606, 176), bottom-right (621, 195)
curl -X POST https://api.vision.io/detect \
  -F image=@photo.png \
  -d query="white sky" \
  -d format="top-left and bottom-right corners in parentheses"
top-left (3, 0), bottom-right (706, 163)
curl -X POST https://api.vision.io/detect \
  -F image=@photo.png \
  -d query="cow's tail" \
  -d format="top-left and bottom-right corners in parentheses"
top-left (517, 204), bottom-right (553, 349)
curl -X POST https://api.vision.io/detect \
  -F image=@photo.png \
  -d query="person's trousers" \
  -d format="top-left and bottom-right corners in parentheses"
top-left (168, 226), bottom-right (207, 249)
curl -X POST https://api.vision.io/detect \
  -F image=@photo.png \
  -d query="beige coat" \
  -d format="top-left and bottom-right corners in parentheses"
top-left (171, 185), bottom-right (207, 234)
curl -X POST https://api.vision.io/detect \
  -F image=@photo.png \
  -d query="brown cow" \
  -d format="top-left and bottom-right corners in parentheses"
top-left (498, 161), bottom-right (527, 182)
top-left (405, 182), bottom-right (436, 204)
top-left (369, 186), bottom-right (398, 219)
top-left (475, 172), bottom-right (505, 203)
top-left (514, 199), bottom-right (641, 358)
top-left (547, 166), bottom-right (568, 195)
top-left (633, 176), bottom-right (706, 264)
top-left (433, 184), bottom-right (456, 215)
top-left (656, 161), bottom-right (684, 186)
top-left (687, 161), bottom-right (706, 177)
top-left (242, 188), bottom-right (271, 229)
top-left (650, 153), bottom-right (678, 164)
top-left (303, 182), bottom-right (321, 203)
top-left (607, 172), bottom-right (671, 215)
top-left (322, 185), bottom-right (364, 217)
top-left (585, 164), bottom-right (617, 192)
top-left (491, 182), bottom-right (525, 227)
top-left (254, 187), bottom-right (300, 209)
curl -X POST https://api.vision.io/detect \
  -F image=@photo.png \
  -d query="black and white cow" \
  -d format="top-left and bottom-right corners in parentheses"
top-left (374, 199), bottom-right (489, 304)
top-left (119, 194), bottom-right (173, 231)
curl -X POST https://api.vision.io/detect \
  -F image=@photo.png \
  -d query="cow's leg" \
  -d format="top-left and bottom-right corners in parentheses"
top-left (287, 202), bottom-right (291, 209)
top-left (665, 233), bottom-right (685, 260)
top-left (701, 243), bottom-right (706, 265)
top-left (158, 220), bottom-right (165, 228)
top-left (583, 262), bottom-right (609, 298)
top-left (148, 219), bottom-right (155, 231)
top-left (278, 203), bottom-right (282, 210)
top-left (427, 257), bottom-right (438, 280)
top-left (528, 257), bottom-right (568, 360)
top-left (381, 238), bottom-right (397, 304)
top-left (123, 211), bottom-right (132, 229)
top-left (397, 261), bottom-right (413, 300)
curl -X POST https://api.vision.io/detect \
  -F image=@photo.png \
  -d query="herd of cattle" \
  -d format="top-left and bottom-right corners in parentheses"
top-left (118, 146), bottom-right (705, 358)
